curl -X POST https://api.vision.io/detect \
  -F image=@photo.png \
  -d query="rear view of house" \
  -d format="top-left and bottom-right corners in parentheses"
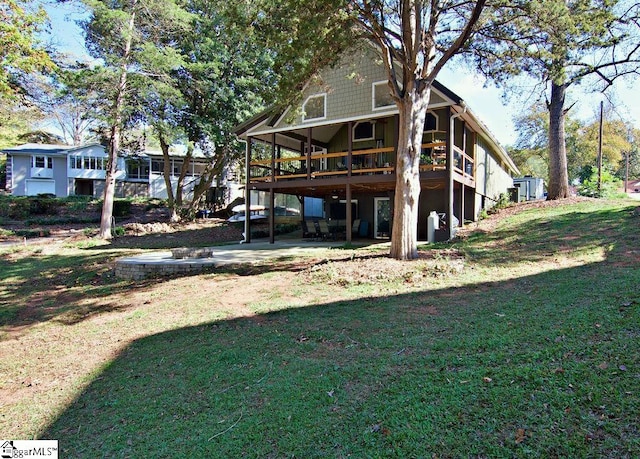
top-left (234, 45), bottom-right (519, 243)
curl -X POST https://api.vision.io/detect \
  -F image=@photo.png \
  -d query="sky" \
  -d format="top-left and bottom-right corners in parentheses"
top-left (41, 1), bottom-right (640, 148)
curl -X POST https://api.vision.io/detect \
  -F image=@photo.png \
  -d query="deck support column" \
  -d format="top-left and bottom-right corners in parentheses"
top-left (269, 188), bottom-right (275, 244)
top-left (269, 133), bottom-right (276, 244)
top-left (346, 183), bottom-right (352, 244)
top-left (446, 107), bottom-right (454, 240)
top-left (347, 121), bottom-right (353, 177)
top-left (306, 127), bottom-right (312, 179)
top-left (244, 137), bottom-right (252, 244)
top-left (460, 183), bottom-right (465, 228)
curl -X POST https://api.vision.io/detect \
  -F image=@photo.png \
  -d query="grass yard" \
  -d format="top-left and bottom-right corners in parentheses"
top-left (1, 198), bottom-right (638, 457)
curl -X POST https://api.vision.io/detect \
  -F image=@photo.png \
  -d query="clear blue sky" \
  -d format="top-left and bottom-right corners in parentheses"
top-left (41, 1), bottom-right (640, 147)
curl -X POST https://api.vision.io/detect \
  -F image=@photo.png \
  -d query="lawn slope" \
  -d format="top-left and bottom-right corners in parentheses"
top-left (1, 199), bottom-right (638, 457)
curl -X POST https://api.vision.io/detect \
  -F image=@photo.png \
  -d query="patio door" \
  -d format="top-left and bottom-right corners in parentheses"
top-left (374, 197), bottom-right (391, 239)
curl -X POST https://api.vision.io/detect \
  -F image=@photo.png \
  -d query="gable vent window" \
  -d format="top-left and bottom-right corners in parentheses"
top-left (372, 81), bottom-right (395, 110)
top-left (302, 94), bottom-right (326, 121)
top-left (425, 112), bottom-right (439, 131)
top-left (353, 121), bottom-right (375, 142)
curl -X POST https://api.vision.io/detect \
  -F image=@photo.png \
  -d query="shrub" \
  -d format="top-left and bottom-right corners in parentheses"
top-left (13, 228), bottom-right (51, 238)
top-left (5, 198), bottom-right (31, 219)
top-left (113, 199), bottom-right (132, 217)
top-left (29, 195), bottom-right (61, 215)
top-left (578, 170), bottom-right (622, 198)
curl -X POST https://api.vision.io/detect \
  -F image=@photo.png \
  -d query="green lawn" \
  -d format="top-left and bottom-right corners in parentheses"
top-left (2, 199), bottom-right (639, 457)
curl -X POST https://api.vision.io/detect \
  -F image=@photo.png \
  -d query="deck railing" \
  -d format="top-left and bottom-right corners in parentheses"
top-left (249, 141), bottom-right (474, 182)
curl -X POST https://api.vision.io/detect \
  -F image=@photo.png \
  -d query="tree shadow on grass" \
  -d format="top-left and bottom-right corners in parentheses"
top-left (2, 202), bottom-right (637, 336)
top-left (40, 253), bottom-right (640, 457)
top-left (0, 247), bottom-right (330, 331)
top-left (0, 250), bottom-right (143, 330)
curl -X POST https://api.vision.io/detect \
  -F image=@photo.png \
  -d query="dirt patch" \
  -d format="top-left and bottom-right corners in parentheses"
top-left (301, 249), bottom-right (465, 286)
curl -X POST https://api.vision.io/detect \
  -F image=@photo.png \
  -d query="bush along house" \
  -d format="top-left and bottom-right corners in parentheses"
top-left (233, 44), bottom-right (519, 244)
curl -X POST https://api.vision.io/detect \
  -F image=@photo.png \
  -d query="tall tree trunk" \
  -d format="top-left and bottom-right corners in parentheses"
top-left (389, 87), bottom-right (430, 260)
top-left (175, 145), bottom-right (193, 207)
top-left (159, 132), bottom-right (179, 222)
top-left (98, 7), bottom-right (136, 239)
top-left (547, 80), bottom-right (570, 200)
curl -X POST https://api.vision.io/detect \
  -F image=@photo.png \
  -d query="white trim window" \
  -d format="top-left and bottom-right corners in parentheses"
top-left (302, 94), bottom-right (327, 121)
top-left (372, 81), bottom-right (395, 110)
top-left (32, 155), bottom-right (53, 169)
top-left (70, 156), bottom-right (106, 170)
top-left (353, 121), bottom-right (375, 142)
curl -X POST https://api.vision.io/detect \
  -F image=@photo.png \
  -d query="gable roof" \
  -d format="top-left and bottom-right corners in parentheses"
top-left (233, 44), bottom-right (518, 175)
top-left (2, 143), bottom-right (71, 156)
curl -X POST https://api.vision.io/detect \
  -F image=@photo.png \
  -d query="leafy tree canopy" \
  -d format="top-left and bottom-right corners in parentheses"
top-left (0, 0), bottom-right (55, 102)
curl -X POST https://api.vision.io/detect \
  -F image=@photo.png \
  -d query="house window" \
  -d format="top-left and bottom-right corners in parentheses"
top-left (151, 159), bottom-right (164, 173)
top-left (425, 112), bottom-right (438, 131)
top-left (70, 156), bottom-right (106, 170)
top-left (372, 81), bottom-right (394, 110)
top-left (353, 121), bottom-right (375, 142)
top-left (302, 94), bottom-right (326, 121)
top-left (126, 159), bottom-right (150, 180)
top-left (173, 159), bottom-right (184, 176)
top-left (32, 156), bottom-right (53, 169)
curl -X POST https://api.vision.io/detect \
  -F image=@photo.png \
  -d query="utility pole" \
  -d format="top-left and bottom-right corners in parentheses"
top-left (625, 150), bottom-right (630, 193)
top-left (597, 101), bottom-right (603, 197)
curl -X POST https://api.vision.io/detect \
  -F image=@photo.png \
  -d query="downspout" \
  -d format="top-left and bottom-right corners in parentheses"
top-left (448, 102), bottom-right (467, 240)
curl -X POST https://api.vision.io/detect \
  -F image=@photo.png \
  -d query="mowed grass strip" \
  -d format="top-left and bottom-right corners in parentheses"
top-left (1, 199), bottom-right (638, 457)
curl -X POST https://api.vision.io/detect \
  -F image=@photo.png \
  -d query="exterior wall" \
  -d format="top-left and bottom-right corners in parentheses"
top-left (418, 188), bottom-right (447, 240)
top-left (149, 174), bottom-right (201, 200)
top-left (475, 136), bottom-right (514, 214)
top-left (52, 156), bottom-right (68, 196)
top-left (67, 145), bottom-right (109, 181)
top-left (248, 46), bottom-right (449, 137)
top-left (9, 155), bottom-right (29, 195)
top-left (93, 180), bottom-right (149, 199)
top-left (8, 154), bottom-right (67, 196)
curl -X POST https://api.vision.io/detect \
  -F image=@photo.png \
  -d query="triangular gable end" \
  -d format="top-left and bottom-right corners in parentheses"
top-left (247, 45), bottom-right (459, 137)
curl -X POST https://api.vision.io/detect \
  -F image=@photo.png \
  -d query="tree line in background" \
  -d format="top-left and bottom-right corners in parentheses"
top-left (1, 0), bottom-right (639, 257)
top-left (510, 104), bottom-right (640, 195)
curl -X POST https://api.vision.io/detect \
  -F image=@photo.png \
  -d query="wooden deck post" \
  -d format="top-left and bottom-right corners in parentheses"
top-left (269, 133), bottom-right (276, 244)
top-left (347, 121), bottom-right (353, 177)
top-left (446, 107), bottom-right (454, 240)
top-left (460, 183), bottom-right (465, 228)
top-left (306, 127), bottom-right (312, 179)
top-left (269, 188), bottom-right (275, 244)
top-left (244, 137), bottom-right (252, 243)
top-left (346, 183), bottom-right (352, 244)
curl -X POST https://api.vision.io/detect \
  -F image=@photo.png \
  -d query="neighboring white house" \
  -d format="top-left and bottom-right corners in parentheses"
top-left (2, 143), bottom-right (242, 205)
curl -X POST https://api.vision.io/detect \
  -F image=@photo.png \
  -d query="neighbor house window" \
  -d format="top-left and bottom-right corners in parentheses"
top-left (353, 121), bottom-right (375, 142)
top-left (32, 156), bottom-right (53, 169)
top-left (302, 94), bottom-right (326, 121)
top-left (126, 159), bottom-right (150, 180)
top-left (372, 81), bottom-right (395, 110)
top-left (70, 156), bottom-right (106, 170)
top-left (151, 159), bottom-right (164, 173)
